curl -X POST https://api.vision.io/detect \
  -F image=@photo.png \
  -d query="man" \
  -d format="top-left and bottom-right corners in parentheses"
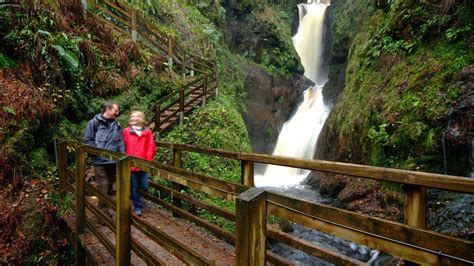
top-left (83, 101), bottom-right (125, 211)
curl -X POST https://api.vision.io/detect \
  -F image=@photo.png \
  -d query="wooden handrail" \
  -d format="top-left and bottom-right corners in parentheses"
top-left (266, 192), bottom-right (473, 262)
top-left (65, 143), bottom-right (224, 265)
top-left (58, 141), bottom-right (474, 265)
top-left (236, 188), bottom-right (474, 265)
top-left (154, 141), bottom-right (474, 194)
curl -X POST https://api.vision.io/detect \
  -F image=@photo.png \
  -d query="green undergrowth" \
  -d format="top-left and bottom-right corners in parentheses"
top-left (120, 1), bottom-right (252, 234)
top-left (0, 0), bottom-right (249, 262)
top-left (153, 95), bottom-right (250, 234)
top-left (251, 5), bottom-right (300, 76)
top-left (158, 96), bottom-right (251, 182)
top-left (325, 0), bottom-right (473, 174)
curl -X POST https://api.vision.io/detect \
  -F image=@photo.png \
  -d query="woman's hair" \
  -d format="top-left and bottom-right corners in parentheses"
top-left (130, 111), bottom-right (146, 127)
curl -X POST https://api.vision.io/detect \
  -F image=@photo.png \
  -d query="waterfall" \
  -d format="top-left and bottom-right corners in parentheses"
top-left (255, 1), bottom-right (330, 187)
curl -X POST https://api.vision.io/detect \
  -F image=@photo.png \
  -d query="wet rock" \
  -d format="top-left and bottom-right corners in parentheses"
top-left (241, 62), bottom-right (312, 153)
top-left (306, 171), bottom-right (351, 198)
top-left (442, 65), bottom-right (474, 176)
top-left (279, 219), bottom-right (294, 233)
top-left (336, 178), bottom-right (374, 204)
top-left (429, 193), bottom-right (474, 240)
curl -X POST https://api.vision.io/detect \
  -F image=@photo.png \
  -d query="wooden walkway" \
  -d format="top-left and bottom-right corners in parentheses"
top-left (149, 74), bottom-right (217, 135)
top-left (56, 140), bottom-right (474, 265)
top-left (64, 197), bottom-right (235, 265)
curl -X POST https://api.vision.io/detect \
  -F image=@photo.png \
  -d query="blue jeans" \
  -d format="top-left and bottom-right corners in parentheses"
top-left (131, 171), bottom-right (149, 211)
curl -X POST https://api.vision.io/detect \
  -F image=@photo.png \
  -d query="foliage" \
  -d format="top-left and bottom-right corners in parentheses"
top-left (160, 96), bottom-right (251, 183)
top-left (0, 53), bottom-right (19, 68)
top-left (324, 0), bottom-right (473, 175)
top-left (0, 179), bottom-right (73, 264)
top-left (0, 0), bottom-right (256, 260)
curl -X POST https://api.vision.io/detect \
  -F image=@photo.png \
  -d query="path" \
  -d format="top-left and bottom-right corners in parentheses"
top-left (64, 197), bottom-right (235, 265)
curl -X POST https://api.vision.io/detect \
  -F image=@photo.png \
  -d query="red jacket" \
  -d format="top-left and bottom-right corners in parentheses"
top-left (123, 127), bottom-right (156, 172)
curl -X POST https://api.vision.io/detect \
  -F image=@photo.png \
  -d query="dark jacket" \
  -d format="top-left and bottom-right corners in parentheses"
top-left (83, 114), bottom-right (125, 165)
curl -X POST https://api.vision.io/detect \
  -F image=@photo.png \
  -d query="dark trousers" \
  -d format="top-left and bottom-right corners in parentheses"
top-left (94, 164), bottom-right (116, 209)
top-left (131, 171), bottom-right (149, 211)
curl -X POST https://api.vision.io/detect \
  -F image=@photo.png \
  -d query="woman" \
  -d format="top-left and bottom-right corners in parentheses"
top-left (123, 111), bottom-right (156, 216)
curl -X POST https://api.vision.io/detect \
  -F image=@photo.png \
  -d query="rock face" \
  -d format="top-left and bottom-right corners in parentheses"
top-left (443, 65), bottom-right (474, 176)
top-left (241, 62), bottom-right (312, 154)
top-left (220, 1), bottom-right (303, 75)
top-left (428, 192), bottom-right (474, 240)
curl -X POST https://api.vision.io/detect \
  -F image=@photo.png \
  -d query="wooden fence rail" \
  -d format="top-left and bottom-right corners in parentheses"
top-left (57, 139), bottom-right (474, 265)
top-left (154, 141), bottom-right (474, 265)
top-left (58, 140), bottom-right (217, 265)
top-left (237, 188), bottom-right (474, 265)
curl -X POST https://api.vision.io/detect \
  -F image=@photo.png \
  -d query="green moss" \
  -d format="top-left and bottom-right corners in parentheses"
top-left (161, 96), bottom-right (251, 183)
top-left (326, 1), bottom-right (473, 173)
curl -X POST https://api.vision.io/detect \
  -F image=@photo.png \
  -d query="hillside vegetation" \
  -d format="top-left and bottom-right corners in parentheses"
top-left (0, 0), bottom-right (252, 262)
top-left (319, 0), bottom-right (473, 176)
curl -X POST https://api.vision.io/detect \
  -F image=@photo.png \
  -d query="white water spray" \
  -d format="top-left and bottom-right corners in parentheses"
top-left (255, 2), bottom-right (330, 187)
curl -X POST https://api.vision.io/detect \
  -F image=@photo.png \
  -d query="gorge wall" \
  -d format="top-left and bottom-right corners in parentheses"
top-left (315, 0), bottom-right (473, 177)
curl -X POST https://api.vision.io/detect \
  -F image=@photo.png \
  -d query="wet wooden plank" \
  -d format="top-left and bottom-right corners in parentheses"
top-left (131, 157), bottom-right (247, 198)
top-left (85, 219), bottom-right (116, 258)
top-left (155, 142), bottom-right (241, 160)
top-left (141, 191), bottom-right (236, 244)
top-left (240, 153), bottom-right (474, 194)
top-left (96, 4), bottom-right (131, 28)
top-left (103, 0), bottom-right (131, 17)
top-left (154, 141), bottom-right (474, 193)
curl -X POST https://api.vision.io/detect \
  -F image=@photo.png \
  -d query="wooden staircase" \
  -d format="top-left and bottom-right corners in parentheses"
top-left (85, 0), bottom-right (219, 137)
top-left (149, 74), bottom-right (218, 135)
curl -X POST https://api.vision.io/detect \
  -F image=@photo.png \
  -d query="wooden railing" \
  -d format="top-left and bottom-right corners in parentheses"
top-left (154, 141), bottom-right (474, 265)
top-left (57, 139), bottom-right (474, 265)
top-left (147, 73), bottom-right (218, 136)
top-left (85, 0), bottom-right (219, 137)
top-left (58, 140), bottom-right (219, 265)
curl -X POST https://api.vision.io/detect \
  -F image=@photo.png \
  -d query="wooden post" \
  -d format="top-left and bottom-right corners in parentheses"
top-left (179, 89), bottom-right (184, 126)
top-left (190, 62), bottom-right (195, 77)
top-left (167, 37), bottom-right (173, 71)
top-left (202, 76), bottom-right (208, 107)
top-left (404, 185), bottom-right (426, 266)
top-left (404, 185), bottom-right (426, 228)
top-left (236, 188), bottom-right (267, 266)
top-left (173, 148), bottom-right (182, 168)
top-left (75, 145), bottom-right (86, 265)
top-left (172, 149), bottom-right (185, 214)
top-left (241, 160), bottom-right (254, 187)
top-left (181, 53), bottom-right (186, 78)
top-left (130, 10), bottom-right (137, 41)
top-left (58, 140), bottom-right (67, 195)
top-left (155, 104), bottom-right (161, 134)
top-left (116, 156), bottom-right (132, 266)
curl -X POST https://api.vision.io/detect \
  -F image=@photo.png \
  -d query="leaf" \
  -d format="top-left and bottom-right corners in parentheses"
top-left (3, 106), bottom-right (16, 115)
top-left (52, 44), bottom-right (79, 69)
top-left (37, 29), bottom-right (51, 38)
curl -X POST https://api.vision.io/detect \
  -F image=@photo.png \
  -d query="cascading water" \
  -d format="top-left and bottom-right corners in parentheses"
top-left (255, 1), bottom-right (330, 187)
top-left (254, 1), bottom-right (384, 264)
